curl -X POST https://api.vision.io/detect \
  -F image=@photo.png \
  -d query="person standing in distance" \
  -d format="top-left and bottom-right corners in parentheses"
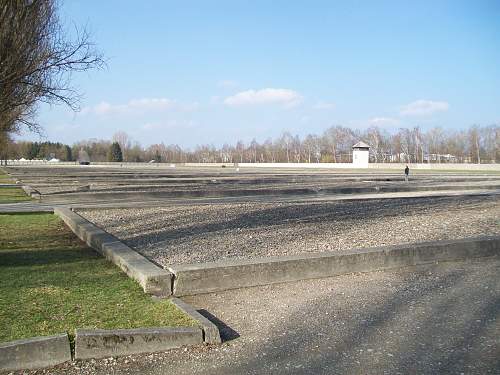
top-left (404, 165), bottom-right (410, 182)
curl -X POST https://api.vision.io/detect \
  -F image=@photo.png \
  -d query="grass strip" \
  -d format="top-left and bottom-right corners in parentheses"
top-left (0, 169), bottom-right (14, 183)
top-left (0, 213), bottom-right (195, 344)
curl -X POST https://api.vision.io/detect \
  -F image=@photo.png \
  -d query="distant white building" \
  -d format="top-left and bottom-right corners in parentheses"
top-left (424, 153), bottom-right (457, 163)
top-left (352, 141), bottom-right (370, 167)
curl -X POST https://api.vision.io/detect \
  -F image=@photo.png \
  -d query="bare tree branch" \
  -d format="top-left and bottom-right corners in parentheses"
top-left (0, 0), bottom-right (105, 137)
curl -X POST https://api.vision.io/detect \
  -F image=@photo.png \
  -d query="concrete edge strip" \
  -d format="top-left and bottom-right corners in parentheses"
top-left (74, 327), bottom-right (203, 360)
top-left (0, 207), bottom-right (54, 214)
top-left (0, 333), bottom-right (71, 372)
top-left (168, 235), bottom-right (500, 296)
top-left (169, 297), bottom-right (222, 344)
top-left (53, 207), bottom-right (172, 297)
top-left (21, 184), bottom-right (41, 199)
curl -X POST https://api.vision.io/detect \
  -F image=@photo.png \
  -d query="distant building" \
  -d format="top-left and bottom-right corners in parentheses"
top-left (352, 141), bottom-right (370, 167)
top-left (424, 153), bottom-right (457, 163)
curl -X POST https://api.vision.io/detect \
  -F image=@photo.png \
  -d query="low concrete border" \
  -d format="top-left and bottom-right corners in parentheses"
top-left (54, 207), bottom-right (172, 297)
top-left (0, 333), bottom-right (71, 371)
top-left (168, 235), bottom-right (500, 296)
top-left (170, 297), bottom-right (222, 344)
top-left (21, 184), bottom-right (41, 199)
top-left (74, 327), bottom-right (203, 360)
top-left (0, 206), bottom-right (54, 213)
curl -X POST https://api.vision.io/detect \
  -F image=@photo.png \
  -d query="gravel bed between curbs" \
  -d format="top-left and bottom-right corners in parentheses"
top-left (79, 195), bottom-right (500, 266)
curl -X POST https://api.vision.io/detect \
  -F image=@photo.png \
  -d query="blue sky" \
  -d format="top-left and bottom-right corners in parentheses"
top-left (23, 0), bottom-right (500, 148)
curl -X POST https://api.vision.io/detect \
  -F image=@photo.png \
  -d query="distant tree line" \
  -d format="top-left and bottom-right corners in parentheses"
top-left (4, 141), bottom-right (72, 161)
top-left (3, 125), bottom-right (499, 164)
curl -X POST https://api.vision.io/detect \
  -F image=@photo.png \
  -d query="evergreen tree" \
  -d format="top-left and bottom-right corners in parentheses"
top-left (107, 142), bottom-right (123, 162)
top-left (27, 142), bottom-right (39, 159)
top-left (63, 145), bottom-right (72, 161)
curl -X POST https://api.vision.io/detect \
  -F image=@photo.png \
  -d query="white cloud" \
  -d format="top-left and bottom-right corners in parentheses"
top-left (313, 101), bottom-right (335, 110)
top-left (81, 98), bottom-right (196, 116)
top-left (224, 88), bottom-right (302, 108)
top-left (400, 100), bottom-right (449, 116)
top-left (369, 117), bottom-right (400, 126)
top-left (217, 80), bottom-right (238, 88)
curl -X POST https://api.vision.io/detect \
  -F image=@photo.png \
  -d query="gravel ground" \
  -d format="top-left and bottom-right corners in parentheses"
top-left (8, 165), bottom-right (500, 195)
top-left (18, 257), bottom-right (500, 375)
top-left (80, 195), bottom-right (500, 266)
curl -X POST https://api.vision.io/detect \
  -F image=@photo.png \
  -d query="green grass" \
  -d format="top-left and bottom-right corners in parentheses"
top-left (0, 213), bottom-right (195, 343)
top-left (0, 187), bottom-right (32, 203)
top-left (0, 168), bottom-right (31, 203)
top-left (0, 169), bottom-right (14, 183)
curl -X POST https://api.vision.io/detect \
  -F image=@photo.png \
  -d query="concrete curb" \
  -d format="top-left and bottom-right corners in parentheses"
top-left (168, 235), bottom-right (500, 296)
top-left (74, 327), bottom-right (203, 360)
top-left (0, 333), bottom-right (71, 371)
top-left (0, 206), bottom-right (54, 213)
top-left (54, 207), bottom-right (172, 296)
top-left (170, 297), bottom-right (222, 344)
top-left (21, 184), bottom-right (41, 199)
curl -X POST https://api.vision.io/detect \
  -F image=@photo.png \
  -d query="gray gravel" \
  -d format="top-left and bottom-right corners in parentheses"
top-left (7, 165), bottom-right (500, 196)
top-left (80, 195), bottom-right (500, 266)
top-left (20, 257), bottom-right (500, 375)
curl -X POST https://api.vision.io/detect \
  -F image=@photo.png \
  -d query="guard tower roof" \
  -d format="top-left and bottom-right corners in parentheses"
top-left (352, 141), bottom-right (370, 149)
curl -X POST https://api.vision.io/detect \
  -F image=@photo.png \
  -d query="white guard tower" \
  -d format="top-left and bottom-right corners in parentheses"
top-left (352, 141), bottom-right (370, 167)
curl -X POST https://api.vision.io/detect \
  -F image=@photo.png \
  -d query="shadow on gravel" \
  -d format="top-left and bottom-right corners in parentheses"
top-left (197, 309), bottom-right (240, 342)
top-left (119, 195), bottom-right (497, 248)
top-left (203, 264), bottom-right (500, 375)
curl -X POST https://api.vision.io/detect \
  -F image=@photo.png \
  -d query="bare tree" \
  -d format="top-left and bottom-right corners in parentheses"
top-left (397, 128), bottom-right (413, 163)
top-left (426, 127), bottom-right (444, 163)
top-left (468, 125), bottom-right (481, 164)
top-left (366, 126), bottom-right (382, 162)
top-left (250, 138), bottom-right (258, 163)
top-left (0, 0), bottom-right (104, 137)
top-left (481, 125), bottom-right (499, 163)
top-left (0, 130), bottom-right (12, 165)
top-left (303, 135), bottom-right (315, 163)
top-left (495, 126), bottom-right (500, 163)
top-left (279, 132), bottom-right (293, 163)
top-left (235, 141), bottom-right (245, 163)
